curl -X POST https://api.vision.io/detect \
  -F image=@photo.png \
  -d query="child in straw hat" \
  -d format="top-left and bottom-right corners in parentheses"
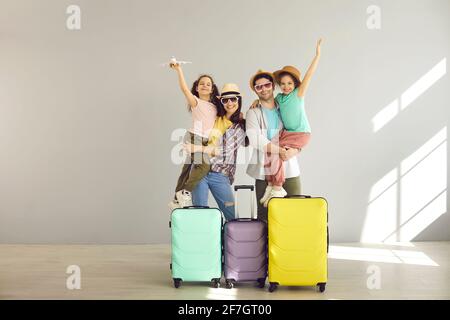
top-left (260, 39), bottom-right (322, 207)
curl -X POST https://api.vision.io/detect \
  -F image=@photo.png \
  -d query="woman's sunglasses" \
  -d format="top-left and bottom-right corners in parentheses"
top-left (254, 82), bottom-right (273, 92)
top-left (221, 96), bottom-right (239, 104)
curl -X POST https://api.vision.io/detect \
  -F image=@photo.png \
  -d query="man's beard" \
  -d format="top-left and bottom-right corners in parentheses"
top-left (258, 94), bottom-right (273, 102)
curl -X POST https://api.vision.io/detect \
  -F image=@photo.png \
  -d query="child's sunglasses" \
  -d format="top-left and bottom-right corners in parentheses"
top-left (254, 82), bottom-right (273, 92)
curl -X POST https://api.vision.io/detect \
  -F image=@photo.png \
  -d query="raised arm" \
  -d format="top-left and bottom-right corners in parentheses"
top-left (171, 63), bottom-right (198, 108)
top-left (298, 39), bottom-right (322, 98)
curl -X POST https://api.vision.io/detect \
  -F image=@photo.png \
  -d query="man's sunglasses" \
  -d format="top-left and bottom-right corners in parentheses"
top-left (254, 82), bottom-right (273, 92)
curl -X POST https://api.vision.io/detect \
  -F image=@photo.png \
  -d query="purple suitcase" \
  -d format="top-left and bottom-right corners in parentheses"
top-left (223, 185), bottom-right (268, 289)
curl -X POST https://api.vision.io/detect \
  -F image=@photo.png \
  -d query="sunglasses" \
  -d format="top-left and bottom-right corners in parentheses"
top-left (254, 82), bottom-right (273, 92)
top-left (221, 96), bottom-right (239, 104)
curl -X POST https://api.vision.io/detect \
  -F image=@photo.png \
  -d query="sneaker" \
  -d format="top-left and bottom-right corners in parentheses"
top-left (263, 188), bottom-right (287, 208)
top-left (175, 189), bottom-right (193, 208)
top-left (259, 185), bottom-right (273, 204)
top-left (168, 199), bottom-right (181, 211)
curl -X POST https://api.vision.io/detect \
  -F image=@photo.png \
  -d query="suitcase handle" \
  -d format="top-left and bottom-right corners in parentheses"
top-left (284, 195), bottom-right (311, 199)
top-left (234, 218), bottom-right (254, 222)
top-left (182, 205), bottom-right (210, 209)
top-left (233, 184), bottom-right (256, 219)
top-left (234, 185), bottom-right (254, 191)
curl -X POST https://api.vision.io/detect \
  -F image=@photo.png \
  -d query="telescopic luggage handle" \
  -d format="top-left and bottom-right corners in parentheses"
top-left (233, 184), bottom-right (256, 219)
top-left (234, 185), bottom-right (254, 191)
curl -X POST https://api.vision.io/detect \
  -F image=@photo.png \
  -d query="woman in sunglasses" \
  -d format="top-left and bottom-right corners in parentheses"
top-left (183, 84), bottom-right (249, 221)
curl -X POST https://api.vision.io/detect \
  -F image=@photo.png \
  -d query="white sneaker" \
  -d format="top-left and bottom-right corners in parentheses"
top-left (259, 185), bottom-right (273, 204)
top-left (168, 199), bottom-right (181, 211)
top-left (263, 188), bottom-right (287, 208)
top-left (175, 190), bottom-right (193, 208)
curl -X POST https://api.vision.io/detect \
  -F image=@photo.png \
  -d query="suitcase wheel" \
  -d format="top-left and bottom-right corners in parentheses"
top-left (268, 282), bottom-right (278, 293)
top-left (257, 278), bottom-right (266, 288)
top-left (173, 279), bottom-right (182, 289)
top-left (211, 279), bottom-right (221, 288)
top-left (318, 283), bottom-right (326, 293)
top-left (225, 279), bottom-right (234, 289)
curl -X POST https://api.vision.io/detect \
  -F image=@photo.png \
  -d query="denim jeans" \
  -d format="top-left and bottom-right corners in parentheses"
top-left (192, 171), bottom-right (235, 222)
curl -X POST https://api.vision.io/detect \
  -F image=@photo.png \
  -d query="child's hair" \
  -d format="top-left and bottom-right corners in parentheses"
top-left (277, 72), bottom-right (301, 88)
top-left (190, 75), bottom-right (222, 114)
top-left (226, 96), bottom-right (249, 147)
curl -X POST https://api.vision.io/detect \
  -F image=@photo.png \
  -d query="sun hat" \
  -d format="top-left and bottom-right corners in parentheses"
top-left (273, 65), bottom-right (301, 84)
top-left (218, 83), bottom-right (241, 98)
top-left (249, 69), bottom-right (275, 92)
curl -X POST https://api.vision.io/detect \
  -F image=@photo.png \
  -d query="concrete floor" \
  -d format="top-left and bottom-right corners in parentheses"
top-left (0, 242), bottom-right (448, 300)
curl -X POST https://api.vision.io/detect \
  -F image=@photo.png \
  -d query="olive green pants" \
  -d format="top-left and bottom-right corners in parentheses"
top-left (174, 132), bottom-right (211, 195)
top-left (255, 176), bottom-right (301, 223)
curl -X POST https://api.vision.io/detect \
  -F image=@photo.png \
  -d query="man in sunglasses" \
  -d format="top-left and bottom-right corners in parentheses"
top-left (246, 70), bottom-right (301, 223)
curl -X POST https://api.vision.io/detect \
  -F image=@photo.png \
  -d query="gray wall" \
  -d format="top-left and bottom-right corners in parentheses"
top-left (0, 0), bottom-right (448, 244)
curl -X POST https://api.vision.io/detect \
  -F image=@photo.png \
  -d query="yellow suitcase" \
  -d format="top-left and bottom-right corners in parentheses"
top-left (267, 195), bottom-right (328, 292)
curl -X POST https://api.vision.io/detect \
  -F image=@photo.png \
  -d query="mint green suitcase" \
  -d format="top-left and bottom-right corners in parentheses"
top-left (170, 206), bottom-right (223, 288)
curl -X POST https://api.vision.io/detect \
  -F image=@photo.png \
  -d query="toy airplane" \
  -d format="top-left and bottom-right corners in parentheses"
top-left (160, 56), bottom-right (192, 67)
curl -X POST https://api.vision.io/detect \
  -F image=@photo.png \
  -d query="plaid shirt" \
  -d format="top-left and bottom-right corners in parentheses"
top-left (210, 123), bottom-right (246, 184)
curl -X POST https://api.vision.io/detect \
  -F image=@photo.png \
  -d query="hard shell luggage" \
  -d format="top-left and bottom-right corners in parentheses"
top-left (223, 185), bottom-right (268, 289)
top-left (170, 206), bottom-right (223, 288)
top-left (267, 195), bottom-right (328, 293)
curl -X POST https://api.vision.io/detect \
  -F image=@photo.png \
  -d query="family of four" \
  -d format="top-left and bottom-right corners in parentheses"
top-left (168, 39), bottom-right (322, 223)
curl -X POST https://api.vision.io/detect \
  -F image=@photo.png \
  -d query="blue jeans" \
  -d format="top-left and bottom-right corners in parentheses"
top-left (192, 171), bottom-right (235, 221)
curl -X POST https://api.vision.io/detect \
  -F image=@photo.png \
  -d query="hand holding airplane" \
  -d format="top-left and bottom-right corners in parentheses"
top-left (160, 56), bottom-right (192, 68)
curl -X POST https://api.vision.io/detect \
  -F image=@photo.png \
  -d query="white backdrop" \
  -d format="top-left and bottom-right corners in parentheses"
top-left (0, 0), bottom-right (449, 243)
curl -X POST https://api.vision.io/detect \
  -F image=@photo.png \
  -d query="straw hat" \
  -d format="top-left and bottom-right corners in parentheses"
top-left (273, 65), bottom-right (301, 84)
top-left (249, 69), bottom-right (275, 92)
top-left (218, 83), bottom-right (241, 98)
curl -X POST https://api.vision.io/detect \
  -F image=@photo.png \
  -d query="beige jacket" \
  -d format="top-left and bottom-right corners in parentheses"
top-left (245, 104), bottom-right (300, 180)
